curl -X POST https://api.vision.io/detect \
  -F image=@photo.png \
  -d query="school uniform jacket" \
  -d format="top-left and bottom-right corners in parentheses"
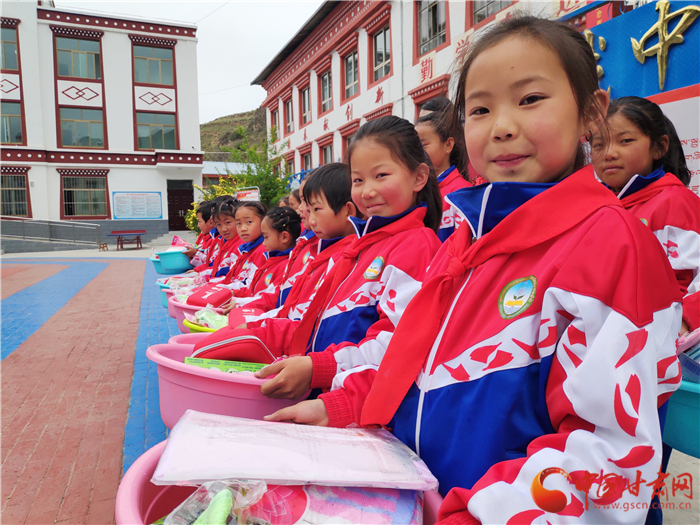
top-left (240, 231), bottom-right (319, 312)
top-left (249, 209), bottom-right (441, 361)
top-left (358, 167), bottom-right (682, 525)
top-left (217, 236), bottom-right (266, 290)
top-left (299, 207), bottom-right (441, 425)
top-left (438, 166), bottom-right (470, 242)
top-left (246, 236), bottom-right (354, 341)
top-left (615, 168), bottom-right (700, 332)
top-left (232, 247), bottom-right (294, 299)
top-left (191, 230), bottom-right (217, 271)
top-left (204, 235), bottom-right (241, 280)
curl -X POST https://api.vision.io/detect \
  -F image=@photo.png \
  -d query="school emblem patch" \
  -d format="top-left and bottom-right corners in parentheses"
top-left (498, 276), bottom-right (537, 320)
top-left (264, 273), bottom-right (273, 286)
top-left (364, 256), bottom-right (385, 280)
top-left (303, 251), bottom-right (311, 264)
top-left (640, 218), bottom-right (649, 226)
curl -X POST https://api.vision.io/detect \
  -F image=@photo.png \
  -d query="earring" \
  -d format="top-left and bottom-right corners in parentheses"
top-left (585, 130), bottom-right (592, 143)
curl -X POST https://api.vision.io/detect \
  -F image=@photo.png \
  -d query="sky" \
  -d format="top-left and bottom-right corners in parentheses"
top-left (55, 0), bottom-right (325, 124)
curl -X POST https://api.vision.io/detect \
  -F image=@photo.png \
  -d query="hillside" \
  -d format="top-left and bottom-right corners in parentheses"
top-left (200, 107), bottom-right (267, 160)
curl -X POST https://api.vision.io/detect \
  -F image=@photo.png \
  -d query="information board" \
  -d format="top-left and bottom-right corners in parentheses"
top-left (112, 192), bottom-right (163, 219)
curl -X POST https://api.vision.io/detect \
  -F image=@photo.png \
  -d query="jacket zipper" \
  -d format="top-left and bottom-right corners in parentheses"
top-left (414, 269), bottom-right (473, 457)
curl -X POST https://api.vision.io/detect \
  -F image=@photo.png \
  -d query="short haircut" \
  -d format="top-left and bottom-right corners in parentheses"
top-left (421, 96), bottom-right (451, 114)
top-left (196, 200), bottom-right (212, 222)
top-left (302, 163), bottom-right (353, 214)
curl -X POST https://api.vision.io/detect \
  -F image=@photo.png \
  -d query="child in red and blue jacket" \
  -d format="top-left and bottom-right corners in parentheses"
top-left (593, 96), bottom-right (700, 334)
top-left (255, 118), bottom-right (442, 411)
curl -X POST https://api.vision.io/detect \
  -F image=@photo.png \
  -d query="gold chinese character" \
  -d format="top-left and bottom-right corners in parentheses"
top-left (583, 29), bottom-right (607, 80)
top-left (631, 0), bottom-right (700, 91)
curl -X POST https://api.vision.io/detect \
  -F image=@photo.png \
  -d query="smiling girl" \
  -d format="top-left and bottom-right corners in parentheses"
top-left (593, 96), bottom-right (699, 336)
top-left (354, 17), bottom-right (682, 524)
top-left (255, 117), bottom-right (443, 423)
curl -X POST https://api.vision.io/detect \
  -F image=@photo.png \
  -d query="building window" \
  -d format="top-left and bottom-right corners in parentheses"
top-left (418, 1), bottom-right (446, 55)
top-left (271, 110), bottom-right (279, 133)
top-left (344, 51), bottom-right (358, 99)
top-left (303, 153), bottom-right (312, 171)
top-left (286, 158), bottom-right (295, 174)
top-left (1, 28), bottom-right (18, 71)
top-left (285, 100), bottom-right (294, 134)
top-left (373, 26), bottom-right (391, 82)
top-left (59, 107), bottom-right (104, 148)
top-left (62, 176), bottom-right (107, 217)
top-left (56, 37), bottom-right (101, 79)
top-left (1, 174), bottom-right (29, 217)
top-left (301, 87), bottom-right (311, 124)
top-left (473, 0), bottom-right (511, 24)
top-left (1, 102), bottom-right (22, 144)
top-left (133, 45), bottom-right (174, 85)
top-left (321, 144), bottom-right (333, 165)
top-left (320, 71), bottom-right (332, 113)
top-left (136, 112), bottom-right (176, 150)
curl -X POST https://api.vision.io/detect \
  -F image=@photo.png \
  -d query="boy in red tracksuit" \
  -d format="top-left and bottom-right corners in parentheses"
top-left (189, 200), bottom-right (217, 271)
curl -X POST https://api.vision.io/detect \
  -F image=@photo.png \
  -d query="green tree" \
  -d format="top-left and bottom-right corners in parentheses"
top-left (186, 126), bottom-right (290, 233)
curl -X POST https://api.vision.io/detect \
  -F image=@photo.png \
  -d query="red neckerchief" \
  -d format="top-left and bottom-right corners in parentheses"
top-left (288, 208), bottom-right (429, 356)
top-left (620, 173), bottom-right (686, 209)
top-left (361, 165), bottom-right (622, 426)
top-left (277, 236), bottom-right (353, 320)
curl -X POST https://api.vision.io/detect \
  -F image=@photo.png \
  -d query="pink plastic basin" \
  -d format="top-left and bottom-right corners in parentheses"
top-left (168, 295), bottom-right (225, 333)
top-left (146, 343), bottom-right (304, 429)
top-left (168, 332), bottom-right (209, 345)
top-left (116, 440), bottom-right (444, 525)
top-left (164, 289), bottom-right (176, 318)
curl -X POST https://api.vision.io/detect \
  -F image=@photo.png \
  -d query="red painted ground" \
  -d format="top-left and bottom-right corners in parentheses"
top-left (1, 260), bottom-right (145, 525)
top-left (1, 265), bottom-right (70, 300)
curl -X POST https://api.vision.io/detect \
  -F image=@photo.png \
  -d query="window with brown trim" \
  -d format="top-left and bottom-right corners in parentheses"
top-left (62, 175), bottom-right (107, 217)
top-left (1, 173), bottom-right (29, 216)
top-left (56, 37), bottom-right (101, 79)
top-left (59, 107), bottom-right (104, 148)
top-left (301, 87), bottom-right (311, 124)
top-left (1, 28), bottom-right (18, 70)
top-left (372, 26), bottom-right (391, 82)
top-left (303, 153), bottom-right (312, 171)
top-left (418, 1), bottom-right (447, 55)
top-left (136, 112), bottom-right (176, 150)
top-left (321, 144), bottom-right (333, 166)
top-left (286, 158), bottom-right (295, 174)
top-left (320, 71), bottom-right (332, 113)
top-left (1, 101), bottom-right (22, 144)
top-left (473, 0), bottom-right (511, 25)
top-left (133, 45), bottom-right (174, 85)
top-left (285, 99), bottom-right (294, 134)
top-left (344, 51), bottom-right (359, 99)
top-left (271, 109), bottom-right (279, 137)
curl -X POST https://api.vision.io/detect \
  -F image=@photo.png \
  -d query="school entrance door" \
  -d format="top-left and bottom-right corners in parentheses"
top-left (167, 180), bottom-right (193, 230)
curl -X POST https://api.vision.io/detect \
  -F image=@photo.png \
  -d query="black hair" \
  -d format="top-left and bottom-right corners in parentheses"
top-left (421, 96), bottom-right (452, 114)
top-left (265, 206), bottom-right (302, 240)
top-left (302, 163), bottom-right (359, 216)
top-left (235, 200), bottom-right (267, 220)
top-left (279, 196), bottom-right (291, 206)
top-left (452, 15), bottom-right (608, 174)
top-left (196, 200), bottom-right (212, 222)
top-left (212, 196), bottom-right (239, 220)
top-left (290, 189), bottom-right (301, 203)
top-left (608, 96), bottom-right (690, 186)
top-left (416, 109), bottom-right (468, 176)
top-left (347, 116), bottom-right (442, 233)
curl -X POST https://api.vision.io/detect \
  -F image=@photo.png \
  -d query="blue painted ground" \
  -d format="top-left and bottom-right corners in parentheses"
top-left (0, 261), bottom-right (108, 360)
top-left (122, 262), bottom-right (181, 473)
